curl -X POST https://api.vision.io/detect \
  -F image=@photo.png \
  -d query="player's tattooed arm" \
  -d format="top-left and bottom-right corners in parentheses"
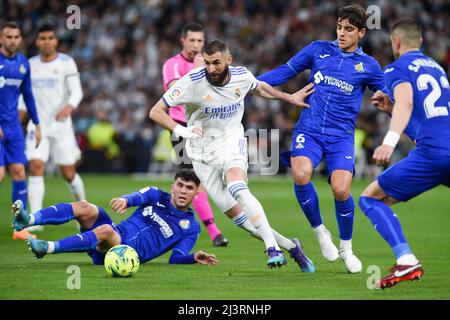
top-left (373, 82), bottom-right (413, 165)
top-left (252, 81), bottom-right (314, 108)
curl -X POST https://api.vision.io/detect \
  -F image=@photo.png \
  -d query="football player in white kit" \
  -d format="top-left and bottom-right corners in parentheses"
top-left (150, 39), bottom-right (316, 270)
top-left (19, 24), bottom-right (85, 231)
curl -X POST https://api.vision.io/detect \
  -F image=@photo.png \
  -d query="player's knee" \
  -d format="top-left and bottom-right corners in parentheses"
top-left (332, 185), bottom-right (350, 201)
top-left (9, 165), bottom-right (26, 180)
top-left (73, 201), bottom-right (97, 219)
top-left (94, 224), bottom-right (115, 241)
top-left (29, 160), bottom-right (45, 176)
top-left (292, 169), bottom-right (312, 185)
top-left (61, 168), bottom-right (76, 182)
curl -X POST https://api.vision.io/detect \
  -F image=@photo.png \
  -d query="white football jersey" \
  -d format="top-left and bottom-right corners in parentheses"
top-left (162, 66), bottom-right (258, 164)
top-left (18, 53), bottom-right (82, 129)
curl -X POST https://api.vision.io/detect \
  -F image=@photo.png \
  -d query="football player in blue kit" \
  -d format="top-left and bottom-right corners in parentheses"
top-left (257, 5), bottom-right (386, 273)
top-left (359, 18), bottom-right (450, 289)
top-left (0, 21), bottom-right (41, 241)
top-left (13, 169), bottom-right (219, 266)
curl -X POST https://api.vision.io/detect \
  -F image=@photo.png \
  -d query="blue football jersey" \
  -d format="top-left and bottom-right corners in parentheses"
top-left (258, 40), bottom-right (386, 136)
top-left (384, 51), bottom-right (450, 157)
top-left (0, 52), bottom-right (39, 127)
top-left (117, 187), bottom-right (200, 263)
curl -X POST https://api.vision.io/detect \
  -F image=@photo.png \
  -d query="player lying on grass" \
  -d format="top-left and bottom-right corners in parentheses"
top-left (359, 18), bottom-right (450, 289)
top-left (13, 169), bottom-right (219, 266)
top-left (150, 39), bottom-right (315, 271)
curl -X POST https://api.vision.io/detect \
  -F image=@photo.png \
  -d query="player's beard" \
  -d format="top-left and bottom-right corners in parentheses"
top-left (206, 65), bottom-right (230, 86)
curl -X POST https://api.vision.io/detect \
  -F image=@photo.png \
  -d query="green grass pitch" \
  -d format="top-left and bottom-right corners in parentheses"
top-left (0, 174), bottom-right (449, 299)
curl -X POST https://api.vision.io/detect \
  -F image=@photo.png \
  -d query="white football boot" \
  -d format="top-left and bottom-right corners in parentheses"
top-left (316, 229), bottom-right (339, 262)
top-left (339, 249), bottom-right (362, 273)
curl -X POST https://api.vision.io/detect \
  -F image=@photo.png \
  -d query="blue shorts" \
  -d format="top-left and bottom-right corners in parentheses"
top-left (80, 207), bottom-right (121, 265)
top-left (378, 148), bottom-right (450, 202)
top-left (0, 124), bottom-right (27, 167)
top-left (282, 130), bottom-right (355, 177)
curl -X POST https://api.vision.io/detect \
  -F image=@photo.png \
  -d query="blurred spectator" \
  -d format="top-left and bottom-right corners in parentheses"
top-left (81, 108), bottom-right (120, 173)
top-left (2, 0), bottom-right (449, 175)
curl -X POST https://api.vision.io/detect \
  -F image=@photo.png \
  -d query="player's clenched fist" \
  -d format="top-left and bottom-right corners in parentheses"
top-left (373, 144), bottom-right (394, 166)
top-left (110, 197), bottom-right (128, 214)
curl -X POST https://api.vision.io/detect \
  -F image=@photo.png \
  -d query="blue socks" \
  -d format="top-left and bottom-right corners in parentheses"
top-left (54, 230), bottom-right (99, 253)
top-left (335, 195), bottom-right (355, 241)
top-left (12, 180), bottom-right (27, 209)
top-left (359, 196), bottom-right (412, 259)
top-left (293, 182), bottom-right (322, 228)
top-left (32, 203), bottom-right (75, 226)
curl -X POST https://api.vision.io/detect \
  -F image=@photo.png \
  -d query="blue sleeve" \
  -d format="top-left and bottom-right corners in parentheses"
top-left (384, 64), bottom-right (410, 94)
top-left (257, 42), bottom-right (315, 86)
top-left (121, 186), bottom-right (160, 207)
top-left (366, 60), bottom-right (387, 93)
top-left (168, 230), bottom-right (199, 264)
top-left (257, 64), bottom-right (298, 86)
top-left (21, 61), bottom-right (39, 125)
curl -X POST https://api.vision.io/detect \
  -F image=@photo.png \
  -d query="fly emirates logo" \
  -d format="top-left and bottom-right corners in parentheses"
top-left (314, 71), bottom-right (354, 94)
top-left (204, 102), bottom-right (242, 120)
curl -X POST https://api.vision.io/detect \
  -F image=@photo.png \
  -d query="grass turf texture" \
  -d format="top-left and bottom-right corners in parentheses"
top-left (0, 174), bottom-right (449, 299)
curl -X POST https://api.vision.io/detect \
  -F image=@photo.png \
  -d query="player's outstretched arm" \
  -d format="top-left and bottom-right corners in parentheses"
top-left (149, 98), bottom-right (203, 139)
top-left (373, 82), bottom-right (413, 166)
top-left (251, 81), bottom-right (314, 108)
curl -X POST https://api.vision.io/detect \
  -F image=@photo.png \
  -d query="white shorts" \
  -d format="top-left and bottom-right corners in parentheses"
top-left (26, 123), bottom-right (81, 165)
top-left (192, 157), bottom-right (248, 213)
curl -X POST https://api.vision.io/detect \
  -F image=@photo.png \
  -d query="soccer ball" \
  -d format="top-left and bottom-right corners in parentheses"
top-left (104, 245), bottom-right (140, 277)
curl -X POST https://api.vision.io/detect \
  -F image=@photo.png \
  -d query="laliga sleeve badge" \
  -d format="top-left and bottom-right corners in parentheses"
top-left (170, 87), bottom-right (181, 100)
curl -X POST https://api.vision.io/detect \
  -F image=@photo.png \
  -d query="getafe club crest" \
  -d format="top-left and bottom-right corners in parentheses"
top-left (19, 64), bottom-right (26, 74)
top-left (354, 62), bottom-right (365, 73)
top-left (235, 88), bottom-right (241, 98)
top-left (179, 219), bottom-right (190, 230)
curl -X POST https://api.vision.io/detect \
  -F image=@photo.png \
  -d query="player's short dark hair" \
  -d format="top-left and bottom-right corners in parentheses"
top-left (181, 22), bottom-right (204, 38)
top-left (203, 39), bottom-right (229, 55)
top-left (37, 22), bottom-right (57, 35)
top-left (391, 18), bottom-right (422, 46)
top-left (1, 21), bottom-right (21, 34)
top-left (337, 4), bottom-right (367, 30)
top-left (175, 169), bottom-right (200, 186)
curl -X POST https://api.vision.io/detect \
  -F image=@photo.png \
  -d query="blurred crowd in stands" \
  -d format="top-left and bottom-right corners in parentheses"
top-left (1, 0), bottom-right (449, 177)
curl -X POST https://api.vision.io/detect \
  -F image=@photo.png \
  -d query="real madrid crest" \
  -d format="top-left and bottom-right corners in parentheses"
top-left (354, 62), bottom-right (364, 73)
top-left (235, 88), bottom-right (241, 98)
top-left (19, 64), bottom-right (26, 74)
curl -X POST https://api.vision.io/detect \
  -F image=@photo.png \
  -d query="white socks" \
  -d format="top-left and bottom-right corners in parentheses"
top-left (340, 239), bottom-right (352, 251)
top-left (28, 176), bottom-right (44, 213)
top-left (228, 181), bottom-right (280, 250)
top-left (67, 173), bottom-right (86, 201)
top-left (47, 241), bottom-right (55, 254)
top-left (397, 254), bottom-right (419, 266)
top-left (231, 212), bottom-right (295, 251)
top-left (313, 224), bottom-right (328, 238)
